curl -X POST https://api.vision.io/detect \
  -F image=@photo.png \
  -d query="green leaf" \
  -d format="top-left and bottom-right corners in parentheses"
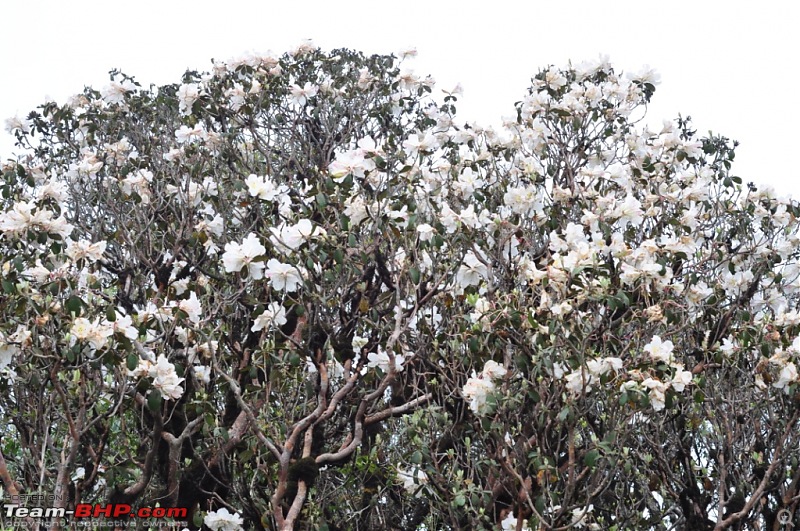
top-left (694, 390), bottom-right (705, 404)
top-left (616, 290), bottom-right (630, 307)
top-left (65, 295), bottom-right (83, 315)
top-left (147, 392), bottom-right (162, 412)
top-left (584, 449), bottom-right (600, 467)
top-left (126, 354), bottom-right (139, 372)
top-left (468, 337), bottom-right (479, 353)
top-left (535, 495), bottom-right (545, 515)
top-left (409, 267), bottom-right (420, 285)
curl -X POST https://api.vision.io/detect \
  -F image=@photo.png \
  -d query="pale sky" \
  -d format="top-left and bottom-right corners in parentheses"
top-left (2, 1), bottom-right (798, 197)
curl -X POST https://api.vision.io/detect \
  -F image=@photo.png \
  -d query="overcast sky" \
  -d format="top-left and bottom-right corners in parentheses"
top-left (2, 1), bottom-right (797, 197)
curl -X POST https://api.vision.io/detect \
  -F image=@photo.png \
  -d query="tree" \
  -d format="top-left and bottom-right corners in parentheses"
top-left (2, 44), bottom-right (800, 531)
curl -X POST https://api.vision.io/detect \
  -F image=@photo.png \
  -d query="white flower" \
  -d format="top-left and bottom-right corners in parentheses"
top-left (367, 348), bottom-right (405, 373)
top-left (251, 302), bottom-right (288, 332)
top-left (587, 357), bottom-right (623, 376)
top-left (109, 312), bottom-right (138, 340)
top-left (344, 195), bottom-right (369, 225)
top-left (503, 185), bottom-right (541, 215)
top-left (290, 82), bottom-right (319, 106)
top-left (101, 80), bottom-right (136, 105)
top-left (148, 355), bottom-right (185, 401)
top-left (193, 365), bottom-right (211, 385)
top-left (72, 467), bottom-right (86, 483)
top-left (350, 336), bottom-right (368, 365)
top-left (456, 251), bottom-right (489, 288)
top-left (416, 223), bottom-right (436, 242)
top-left (178, 292), bottom-right (203, 324)
top-left (470, 297), bottom-right (492, 328)
top-left (0, 344), bottom-right (19, 370)
top-left (551, 301), bottom-right (573, 318)
top-left (439, 203), bottom-right (460, 233)
top-left (231, 83), bottom-right (252, 110)
top-left (177, 83), bottom-right (202, 116)
top-left (670, 368), bottom-right (693, 392)
top-left (264, 259), bottom-right (304, 292)
top-left (245, 174), bottom-right (288, 201)
top-left (4, 114), bottom-right (32, 134)
top-left (544, 68), bottom-right (567, 89)
top-left (66, 239), bottom-right (107, 263)
top-left (20, 260), bottom-right (51, 283)
top-left (462, 376), bottom-right (495, 415)
top-left (396, 467), bottom-right (428, 493)
top-left (565, 369), bottom-right (595, 394)
top-left (644, 335), bottom-right (674, 364)
top-left (774, 362), bottom-right (798, 390)
top-left (71, 317), bottom-right (113, 351)
top-left (120, 169), bottom-right (153, 203)
top-left (571, 503), bottom-right (594, 528)
top-left (0, 201), bottom-right (35, 235)
top-left (175, 124), bottom-right (208, 144)
top-left (481, 360), bottom-right (507, 380)
top-left (328, 149), bottom-right (375, 181)
top-left (629, 65), bottom-right (661, 86)
top-left (74, 152), bottom-right (103, 176)
top-left (720, 336), bottom-right (738, 356)
top-left (611, 194), bottom-right (644, 230)
top-left (642, 378), bottom-right (667, 411)
top-left (222, 233), bottom-right (266, 279)
top-left (42, 214), bottom-right (74, 239)
top-left (455, 169), bottom-right (484, 198)
top-left (501, 512), bottom-right (530, 531)
top-left (204, 507), bottom-right (244, 531)
top-left (8, 325), bottom-right (31, 347)
top-left (269, 219), bottom-right (318, 253)
top-left (402, 132), bottom-right (439, 157)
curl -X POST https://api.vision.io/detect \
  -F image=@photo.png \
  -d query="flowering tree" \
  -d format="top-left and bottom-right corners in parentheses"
top-left (3, 44), bottom-right (800, 531)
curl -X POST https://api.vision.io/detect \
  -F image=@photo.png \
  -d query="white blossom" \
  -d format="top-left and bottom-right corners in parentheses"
top-left (367, 348), bottom-right (405, 373)
top-left (178, 292), bottom-right (203, 324)
top-left (456, 251), bottom-right (489, 288)
top-left (644, 335), bottom-right (674, 364)
top-left (264, 259), bottom-right (303, 292)
top-left (251, 302), bottom-right (288, 332)
top-left (203, 508), bottom-right (244, 531)
top-left (222, 233), bottom-right (266, 279)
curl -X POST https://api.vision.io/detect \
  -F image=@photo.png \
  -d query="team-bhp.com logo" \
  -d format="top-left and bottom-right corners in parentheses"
top-left (4, 503), bottom-right (187, 520)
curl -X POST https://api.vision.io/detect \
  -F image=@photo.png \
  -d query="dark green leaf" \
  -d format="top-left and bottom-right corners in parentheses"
top-left (147, 392), bottom-right (162, 412)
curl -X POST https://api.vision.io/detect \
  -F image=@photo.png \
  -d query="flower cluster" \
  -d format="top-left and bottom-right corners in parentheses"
top-left (462, 360), bottom-right (508, 415)
top-left (203, 508), bottom-right (244, 531)
top-left (129, 354), bottom-right (185, 401)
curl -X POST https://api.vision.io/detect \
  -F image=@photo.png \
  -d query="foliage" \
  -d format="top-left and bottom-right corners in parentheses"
top-left (3, 44), bottom-right (800, 530)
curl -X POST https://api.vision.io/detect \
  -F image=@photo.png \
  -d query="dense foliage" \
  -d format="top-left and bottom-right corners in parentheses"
top-left (3, 44), bottom-right (800, 530)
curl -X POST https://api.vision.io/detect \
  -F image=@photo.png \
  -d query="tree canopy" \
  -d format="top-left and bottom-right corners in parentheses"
top-left (3, 44), bottom-right (800, 531)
